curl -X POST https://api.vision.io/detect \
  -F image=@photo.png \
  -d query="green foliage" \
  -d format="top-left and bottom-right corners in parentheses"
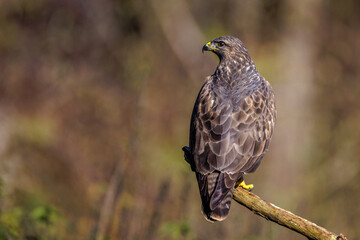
top-left (159, 219), bottom-right (194, 240)
top-left (15, 117), bottom-right (56, 147)
top-left (0, 207), bottom-right (23, 238)
top-left (30, 205), bottom-right (60, 225)
top-left (0, 186), bottom-right (66, 240)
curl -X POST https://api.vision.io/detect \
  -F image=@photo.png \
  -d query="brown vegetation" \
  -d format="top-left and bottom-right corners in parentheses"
top-left (0, 0), bottom-right (359, 239)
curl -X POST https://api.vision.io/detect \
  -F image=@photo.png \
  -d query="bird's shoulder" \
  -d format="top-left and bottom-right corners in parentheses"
top-left (233, 91), bottom-right (275, 144)
top-left (195, 73), bottom-right (276, 139)
top-left (190, 73), bottom-right (276, 173)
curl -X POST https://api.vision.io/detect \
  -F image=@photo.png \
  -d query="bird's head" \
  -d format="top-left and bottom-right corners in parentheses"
top-left (202, 36), bottom-right (251, 63)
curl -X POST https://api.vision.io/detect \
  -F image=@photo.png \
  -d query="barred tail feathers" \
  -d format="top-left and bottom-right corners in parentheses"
top-left (197, 171), bottom-right (241, 222)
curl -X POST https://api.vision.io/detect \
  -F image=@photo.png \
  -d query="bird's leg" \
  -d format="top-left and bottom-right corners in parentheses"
top-left (235, 179), bottom-right (254, 191)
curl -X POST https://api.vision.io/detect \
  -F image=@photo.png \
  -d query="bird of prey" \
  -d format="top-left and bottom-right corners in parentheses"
top-left (182, 36), bottom-right (276, 222)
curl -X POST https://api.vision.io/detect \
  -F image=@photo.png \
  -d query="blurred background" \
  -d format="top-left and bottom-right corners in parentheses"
top-left (0, 0), bottom-right (359, 239)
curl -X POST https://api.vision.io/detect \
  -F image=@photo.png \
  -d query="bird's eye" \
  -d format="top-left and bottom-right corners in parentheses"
top-left (217, 41), bottom-right (225, 47)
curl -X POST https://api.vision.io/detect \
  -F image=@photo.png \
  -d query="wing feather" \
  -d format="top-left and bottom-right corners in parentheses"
top-left (191, 80), bottom-right (276, 174)
top-left (188, 75), bottom-right (276, 221)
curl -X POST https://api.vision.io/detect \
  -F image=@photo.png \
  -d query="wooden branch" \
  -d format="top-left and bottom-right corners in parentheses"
top-left (232, 187), bottom-right (347, 240)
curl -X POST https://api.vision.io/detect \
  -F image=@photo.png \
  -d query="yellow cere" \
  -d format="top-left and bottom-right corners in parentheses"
top-left (207, 41), bottom-right (219, 50)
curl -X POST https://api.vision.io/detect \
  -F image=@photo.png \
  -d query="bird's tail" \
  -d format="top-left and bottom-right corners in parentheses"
top-left (197, 172), bottom-right (241, 222)
top-left (201, 189), bottom-right (233, 222)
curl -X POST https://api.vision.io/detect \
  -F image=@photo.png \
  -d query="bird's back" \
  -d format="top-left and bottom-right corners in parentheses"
top-left (184, 36), bottom-right (276, 222)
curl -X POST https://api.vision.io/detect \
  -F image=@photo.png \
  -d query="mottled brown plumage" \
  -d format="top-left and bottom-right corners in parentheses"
top-left (183, 36), bottom-right (276, 222)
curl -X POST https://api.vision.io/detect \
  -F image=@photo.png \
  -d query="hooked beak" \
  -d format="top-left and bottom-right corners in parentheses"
top-left (202, 41), bottom-right (218, 53)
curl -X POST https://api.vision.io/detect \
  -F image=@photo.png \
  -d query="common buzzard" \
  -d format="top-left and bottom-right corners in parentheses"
top-left (183, 36), bottom-right (276, 222)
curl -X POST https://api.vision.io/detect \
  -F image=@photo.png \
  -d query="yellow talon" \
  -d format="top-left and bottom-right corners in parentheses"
top-left (236, 180), bottom-right (254, 191)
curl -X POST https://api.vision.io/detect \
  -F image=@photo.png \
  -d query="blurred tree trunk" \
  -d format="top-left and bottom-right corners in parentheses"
top-left (144, 180), bottom-right (170, 240)
top-left (150, 0), bottom-right (213, 81)
top-left (95, 158), bottom-right (127, 240)
top-left (269, 0), bottom-right (319, 198)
